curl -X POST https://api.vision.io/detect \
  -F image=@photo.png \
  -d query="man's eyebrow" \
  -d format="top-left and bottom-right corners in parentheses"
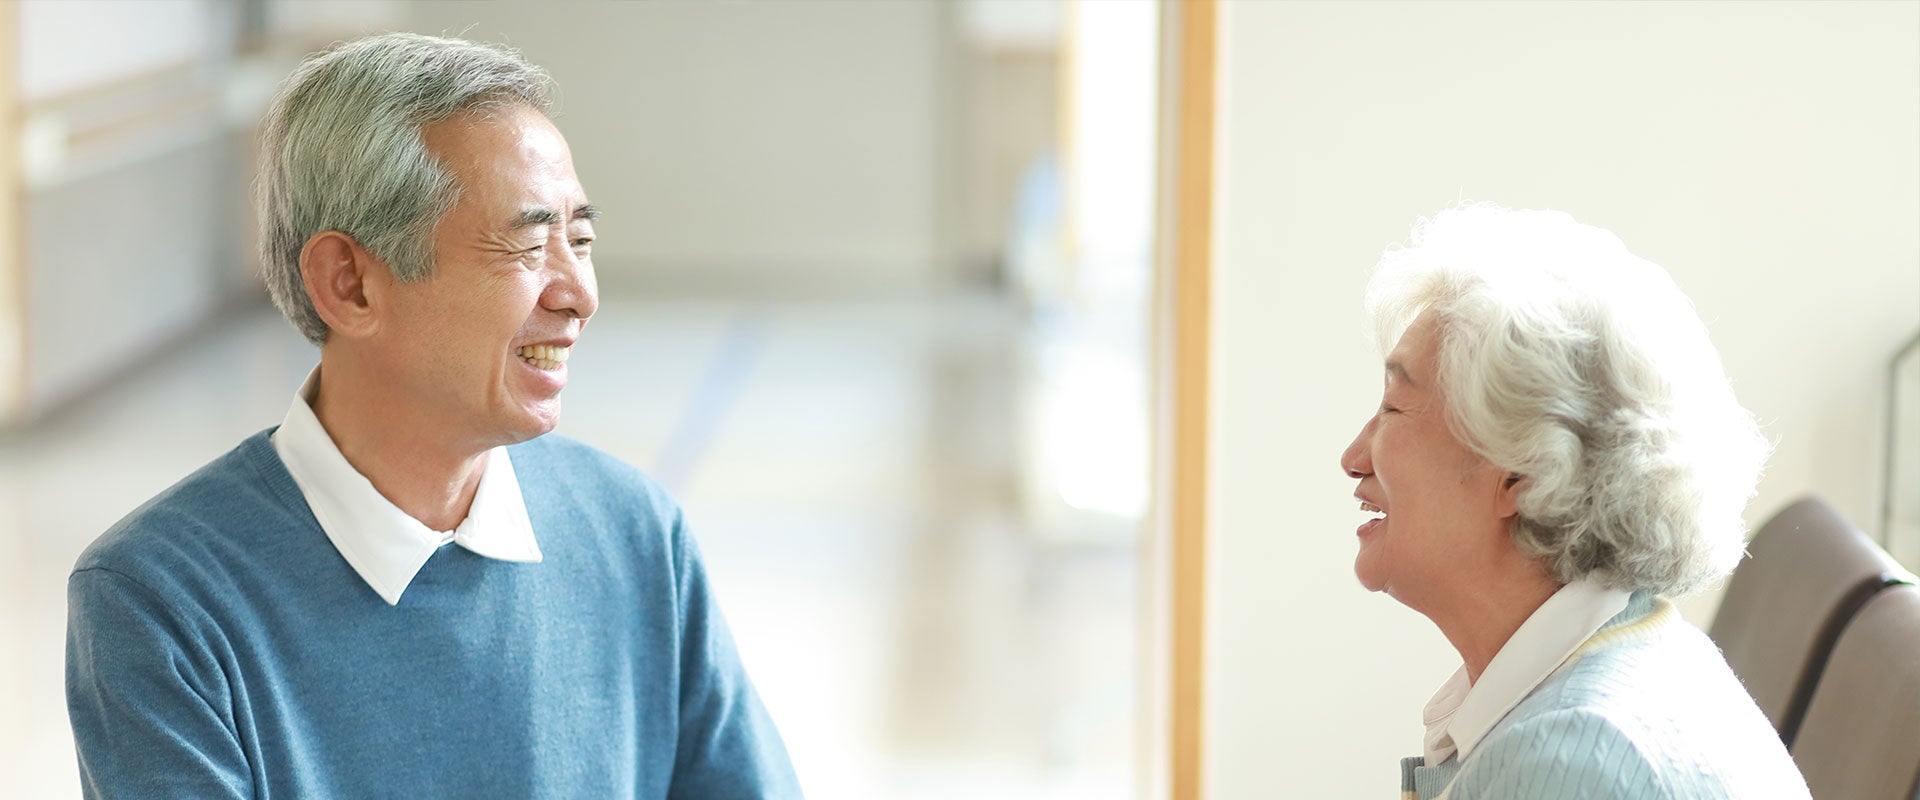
top-left (510, 207), bottom-right (561, 229)
top-left (508, 204), bottom-right (599, 230)
top-left (1385, 360), bottom-right (1416, 388)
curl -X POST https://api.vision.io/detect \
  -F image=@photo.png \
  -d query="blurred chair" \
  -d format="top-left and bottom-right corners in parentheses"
top-left (1788, 584), bottom-right (1920, 800)
top-left (1708, 496), bottom-right (1916, 747)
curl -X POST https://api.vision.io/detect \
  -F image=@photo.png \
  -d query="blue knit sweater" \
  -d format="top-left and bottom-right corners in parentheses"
top-left (66, 430), bottom-right (800, 799)
top-left (1401, 592), bottom-right (1809, 799)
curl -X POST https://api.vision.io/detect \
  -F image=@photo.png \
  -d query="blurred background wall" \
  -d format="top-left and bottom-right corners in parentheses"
top-left (1206, 1), bottom-right (1920, 796)
top-left (0, 0), bottom-right (1024, 418)
top-left (6, 0), bottom-right (262, 419)
top-left (407, 0), bottom-right (956, 296)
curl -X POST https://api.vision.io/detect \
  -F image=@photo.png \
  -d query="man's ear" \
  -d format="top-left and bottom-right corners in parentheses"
top-left (299, 231), bottom-right (387, 340)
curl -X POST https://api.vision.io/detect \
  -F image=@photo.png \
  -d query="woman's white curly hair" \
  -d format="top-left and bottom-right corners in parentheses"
top-left (1366, 204), bottom-right (1770, 595)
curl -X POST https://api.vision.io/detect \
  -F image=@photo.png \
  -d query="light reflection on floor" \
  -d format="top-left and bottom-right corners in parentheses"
top-left (0, 295), bottom-right (1138, 799)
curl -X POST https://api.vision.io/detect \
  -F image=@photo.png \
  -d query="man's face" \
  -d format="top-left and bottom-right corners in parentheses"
top-left (1339, 312), bottom-right (1512, 606)
top-left (375, 104), bottom-right (598, 451)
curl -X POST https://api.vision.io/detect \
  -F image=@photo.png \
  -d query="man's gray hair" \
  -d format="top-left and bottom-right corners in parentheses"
top-left (1365, 204), bottom-right (1770, 595)
top-left (257, 32), bottom-right (554, 345)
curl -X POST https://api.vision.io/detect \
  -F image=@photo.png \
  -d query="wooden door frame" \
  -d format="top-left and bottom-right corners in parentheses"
top-left (1153, 0), bottom-right (1217, 798)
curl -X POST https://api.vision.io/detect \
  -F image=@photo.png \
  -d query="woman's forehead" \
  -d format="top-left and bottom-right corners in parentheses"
top-left (1386, 313), bottom-right (1445, 384)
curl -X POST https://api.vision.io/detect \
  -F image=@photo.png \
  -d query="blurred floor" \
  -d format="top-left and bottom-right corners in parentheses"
top-left (0, 294), bottom-right (1137, 799)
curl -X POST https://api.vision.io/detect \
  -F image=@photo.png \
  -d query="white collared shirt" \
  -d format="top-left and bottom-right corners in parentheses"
top-left (1422, 578), bottom-right (1632, 768)
top-left (271, 366), bottom-right (543, 605)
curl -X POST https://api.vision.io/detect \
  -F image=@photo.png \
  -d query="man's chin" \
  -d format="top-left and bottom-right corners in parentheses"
top-left (499, 402), bottom-right (562, 444)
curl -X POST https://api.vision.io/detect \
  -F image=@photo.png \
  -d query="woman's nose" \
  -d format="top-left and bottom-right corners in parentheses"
top-left (1340, 418), bottom-right (1373, 479)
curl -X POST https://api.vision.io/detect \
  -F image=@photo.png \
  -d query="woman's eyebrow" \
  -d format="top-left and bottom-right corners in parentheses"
top-left (1385, 360), bottom-right (1416, 388)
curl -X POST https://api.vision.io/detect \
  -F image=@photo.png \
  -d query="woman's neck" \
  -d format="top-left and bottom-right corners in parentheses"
top-left (1426, 567), bottom-right (1563, 684)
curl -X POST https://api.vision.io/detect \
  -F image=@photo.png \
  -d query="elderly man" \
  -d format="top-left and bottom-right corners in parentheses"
top-left (65, 34), bottom-right (799, 799)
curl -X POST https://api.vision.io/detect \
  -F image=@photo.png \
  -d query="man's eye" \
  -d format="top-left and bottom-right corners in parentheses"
top-left (1379, 404), bottom-right (1399, 414)
top-left (571, 237), bottom-right (594, 248)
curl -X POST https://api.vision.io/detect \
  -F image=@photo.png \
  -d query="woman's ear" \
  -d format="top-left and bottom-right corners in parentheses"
top-left (299, 231), bottom-right (386, 340)
top-left (1496, 472), bottom-right (1524, 519)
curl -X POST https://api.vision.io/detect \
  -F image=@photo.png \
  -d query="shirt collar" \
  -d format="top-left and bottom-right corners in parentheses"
top-left (270, 366), bottom-right (543, 605)
top-left (1421, 578), bottom-right (1631, 766)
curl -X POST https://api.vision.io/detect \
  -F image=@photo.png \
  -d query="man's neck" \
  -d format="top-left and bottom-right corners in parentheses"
top-left (308, 354), bottom-right (489, 532)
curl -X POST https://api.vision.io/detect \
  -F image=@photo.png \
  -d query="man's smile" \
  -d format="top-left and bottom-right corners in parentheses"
top-left (515, 344), bottom-right (571, 370)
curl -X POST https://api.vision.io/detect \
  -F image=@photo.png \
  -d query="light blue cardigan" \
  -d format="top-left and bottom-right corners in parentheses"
top-left (1400, 591), bottom-right (1810, 799)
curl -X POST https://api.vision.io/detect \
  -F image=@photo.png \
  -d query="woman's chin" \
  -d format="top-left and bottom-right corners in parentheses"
top-left (1353, 561), bottom-right (1388, 593)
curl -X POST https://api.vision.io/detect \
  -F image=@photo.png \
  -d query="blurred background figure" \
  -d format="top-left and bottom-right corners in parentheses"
top-left (0, 1), bottom-right (1161, 798)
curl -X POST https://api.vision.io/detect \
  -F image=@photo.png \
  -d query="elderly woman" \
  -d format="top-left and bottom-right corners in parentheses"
top-left (1341, 206), bottom-right (1810, 799)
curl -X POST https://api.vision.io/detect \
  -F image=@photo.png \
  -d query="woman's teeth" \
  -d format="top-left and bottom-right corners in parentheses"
top-left (1359, 501), bottom-right (1385, 518)
top-left (516, 344), bottom-right (571, 370)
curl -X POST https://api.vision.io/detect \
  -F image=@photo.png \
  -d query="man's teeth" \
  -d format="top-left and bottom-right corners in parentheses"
top-left (1359, 501), bottom-right (1385, 517)
top-left (515, 344), bottom-right (571, 370)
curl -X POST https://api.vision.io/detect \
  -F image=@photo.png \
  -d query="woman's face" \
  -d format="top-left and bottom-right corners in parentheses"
top-left (1340, 312), bottom-right (1517, 608)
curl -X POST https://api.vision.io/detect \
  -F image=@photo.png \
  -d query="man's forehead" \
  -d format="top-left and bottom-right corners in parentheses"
top-left (419, 106), bottom-right (590, 233)
top-left (424, 106), bottom-right (577, 183)
top-left (424, 103), bottom-right (552, 152)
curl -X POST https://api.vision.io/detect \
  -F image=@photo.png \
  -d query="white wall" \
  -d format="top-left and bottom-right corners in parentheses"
top-left (28, 137), bottom-right (243, 406)
top-left (403, 0), bottom-right (949, 295)
top-left (1207, 1), bottom-right (1919, 796)
top-left (17, 0), bottom-right (217, 102)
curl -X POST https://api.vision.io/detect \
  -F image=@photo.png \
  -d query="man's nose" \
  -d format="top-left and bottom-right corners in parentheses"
top-left (546, 249), bottom-right (599, 321)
